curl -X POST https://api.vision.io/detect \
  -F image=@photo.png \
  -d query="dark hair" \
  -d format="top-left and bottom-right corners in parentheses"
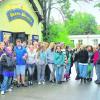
top-left (98, 44), bottom-right (100, 47)
top-left (56, 46), bottom-right (61, 50)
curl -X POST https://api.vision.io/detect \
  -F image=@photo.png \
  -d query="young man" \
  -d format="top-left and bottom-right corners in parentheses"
top-left (14, 39), bottom-right (27, 87)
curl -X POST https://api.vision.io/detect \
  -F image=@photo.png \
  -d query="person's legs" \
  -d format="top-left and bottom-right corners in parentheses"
top-left (90, 63), bottom-right (94, 78)
top-left (59, 67), bottom-right (64, 82)
top-left (16, 65), bottom-right (21, 85)
top-left (82, 64), bottom-right (88, 78)
top-left (48, 64), bottom-right (55, 81)
top-left (66, 63), bottom-right (71, 75)
top-left (79, 63), bottom-right (84, 78)
top-left (28, 64), bottom-right (35, 85)
top-left (37, 64), bottom-right (41, 84)
top-left (55, 67), bottom-right (59, 82)
top-left (65, 63), bottom-right (71, 80)
top-left (87, 63), bottom-right (94, 81)
top-left (41, 64), bottom-right (46, 83)
top-left (20, 65), bottom-right (26, 85)
top-left (95, 64), bottom-right (100, 81)
top-left (7, 77), bottom-right (13, 91)
top-left (75, 62), bottom-right (80, 80)
top-left (1, 76), bottom-right (8, 93)
top-left (30, 64), bottom-right (35, 82)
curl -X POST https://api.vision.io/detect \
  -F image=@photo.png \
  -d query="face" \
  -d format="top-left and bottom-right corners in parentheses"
top-left (56, 46), bottom-right (61, 52)
top-left (6, 46), bottom-right (12, 53)
top-left (87, 46), bottom-right (92, 51)
top-left (33, 41), bottom-right (38, 49)
top-left (16, 41), bottom-right (21, 46)
top-left (4, 37), bottom-right (9, 43)
top-left (29, 45), bottom-right (34, 51)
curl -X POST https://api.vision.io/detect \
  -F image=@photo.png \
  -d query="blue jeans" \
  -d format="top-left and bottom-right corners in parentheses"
top-left (79, 63), bottom-right (88, 78)
top-left (37, 64), bottom-right (46, 82)
top-left (55, 66), bottom-right (63, 82)
top-left (1, 76), bottom-right (12, 92)
top-left (66, 63), bottom-right (71, 74)
top-left (95, 64), bottom-right (100, 81)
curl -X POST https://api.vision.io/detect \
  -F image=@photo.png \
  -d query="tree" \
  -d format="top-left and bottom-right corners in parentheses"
top-left (45, 23), bottom-right (74, 46)
top-left (65, 12), bottom-right (97, 35)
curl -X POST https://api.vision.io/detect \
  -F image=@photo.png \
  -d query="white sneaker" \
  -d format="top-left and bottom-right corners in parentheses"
top-left (38, 82), bottom-right (41, 85)
top-left (42, 81), bottom-right (45, 85)
top-left (1, 91), bottom-right (4, 95)
top-left (7, 88), bottom-right (12, 92)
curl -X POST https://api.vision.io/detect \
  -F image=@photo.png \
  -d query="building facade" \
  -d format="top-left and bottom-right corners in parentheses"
top-left (69, 35), bottom-right (100, 47)
top-left (0, 0), bottom-right (44, 42)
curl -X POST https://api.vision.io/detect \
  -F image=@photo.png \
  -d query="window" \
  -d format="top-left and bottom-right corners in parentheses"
top-left (78, 40), bottom-right (83, 45)
top-left (93, 39), bottom-right (98, 46)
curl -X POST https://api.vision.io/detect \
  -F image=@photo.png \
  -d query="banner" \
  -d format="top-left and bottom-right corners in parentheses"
top-left (7, 8), bottom-right (34, 26)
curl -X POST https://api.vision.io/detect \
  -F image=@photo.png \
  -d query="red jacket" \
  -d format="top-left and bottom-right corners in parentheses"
top-left (93, 51), bottom-right (99, 65)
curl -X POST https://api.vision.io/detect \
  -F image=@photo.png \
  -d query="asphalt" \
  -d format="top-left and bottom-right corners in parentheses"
top-left (0, 67), bottom-right (100, 100)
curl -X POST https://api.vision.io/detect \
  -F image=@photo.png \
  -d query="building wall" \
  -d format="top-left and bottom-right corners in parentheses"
top-left (0, 0), bottom-right (43, 41)
top-left (69, 35), bottom-right (100, 47)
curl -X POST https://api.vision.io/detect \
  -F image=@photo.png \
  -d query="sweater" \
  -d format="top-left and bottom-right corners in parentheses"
top-left (54, 51), bottom-right (65, 66)
top-left (78, 50), bottom-right (89, 63)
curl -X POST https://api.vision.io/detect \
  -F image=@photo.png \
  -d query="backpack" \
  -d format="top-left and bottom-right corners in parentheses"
top-left (0, 53), bottom-right (16, 71)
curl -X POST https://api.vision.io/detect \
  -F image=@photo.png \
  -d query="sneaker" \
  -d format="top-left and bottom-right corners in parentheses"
top-left (50, 80), bottom-right (54, 83)
top-left (38, 82), bottom-right (41, 85)
top-left (58, 81), bottom-right (62, 84)
top-left (30, 81), bottom-right (33, 85)
top-left (7, 88), bottom-right (12, 92)
top-left (10, 86), bottom-right (13, 89)
top-left (17, 84), bottom-right (21, 88)
top-left (1, 91), bottom-right (4, 95)
top-left (28, 81), bottom-right (31, 86)
top-left (42, 81), bottom-right (45, 85)
top-left (22, 84), bottom-right (28, 87)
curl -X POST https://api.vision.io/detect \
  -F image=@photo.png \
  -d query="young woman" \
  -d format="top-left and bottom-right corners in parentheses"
top-left (65, 46), bottom-right (73, 80)
top-left (26, 44), bottom-right (37, 85)
top-left (37, 43), bottom-right (47, 85)
top-left (78, 46), bottom-right (89, 83)
top-left (87, 45), bottom-right (94, 82)
top-left (47, 43), bottom-right (55, 82)
top-left (0, 46), bottom-right (15, 95)
top-left (54, 45), bottom-right (65, 84)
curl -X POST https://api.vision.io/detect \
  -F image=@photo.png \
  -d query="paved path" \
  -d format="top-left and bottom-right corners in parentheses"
top-left (0, 67), bottom-right (100, 100)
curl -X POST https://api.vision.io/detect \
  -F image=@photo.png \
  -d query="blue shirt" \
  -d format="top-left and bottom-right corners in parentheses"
top-left (46, 48), bottom-right (55, 64)
top-left (14, 46), bottom-right (27, 65)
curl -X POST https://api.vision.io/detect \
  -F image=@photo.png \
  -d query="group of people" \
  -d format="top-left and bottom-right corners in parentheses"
top-left (0, 38), bottom-right (100, 95)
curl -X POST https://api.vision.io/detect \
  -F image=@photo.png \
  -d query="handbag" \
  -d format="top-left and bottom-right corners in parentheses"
top-left (88, 64), bottom-right (93, 73)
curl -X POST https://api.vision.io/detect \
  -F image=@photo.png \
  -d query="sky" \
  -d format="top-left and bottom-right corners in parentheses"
top-left (50, 0), bottom-right (100, 24)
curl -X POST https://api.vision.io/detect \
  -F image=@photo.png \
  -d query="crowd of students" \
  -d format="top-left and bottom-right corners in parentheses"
top-left (0, 38), bottom-right (100, 95)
